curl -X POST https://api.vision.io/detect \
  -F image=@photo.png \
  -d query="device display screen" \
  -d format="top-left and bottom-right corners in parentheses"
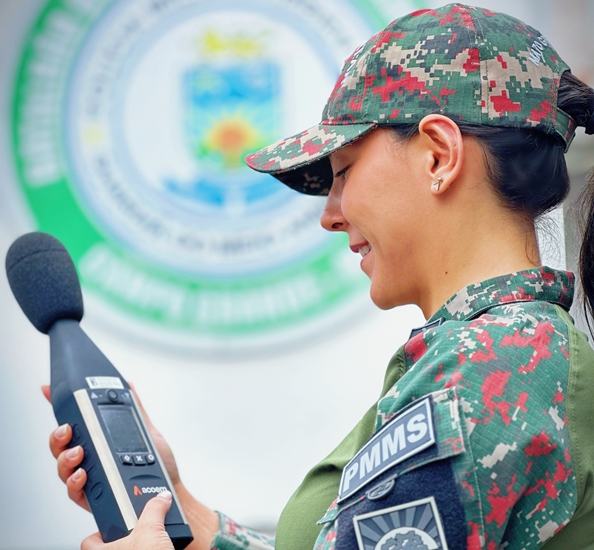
top-left (99, 405), bottom-right (149, 453)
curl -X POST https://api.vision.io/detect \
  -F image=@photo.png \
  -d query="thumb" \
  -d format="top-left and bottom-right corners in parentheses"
top-left (41, 385), bottom-right (51, 403)
top-left (135, 490), bottom-right (173, 530)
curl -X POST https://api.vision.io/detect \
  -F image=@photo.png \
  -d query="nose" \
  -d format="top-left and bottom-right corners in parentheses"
top-left (320, 183), bottom-right (347, 232)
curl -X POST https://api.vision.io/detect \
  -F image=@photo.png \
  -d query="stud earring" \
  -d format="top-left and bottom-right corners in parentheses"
top-left (432, 177), bottom-right (443, 192)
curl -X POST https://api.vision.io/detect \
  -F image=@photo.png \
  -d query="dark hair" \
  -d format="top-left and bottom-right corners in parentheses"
top-left (390, 71), bottom-right (594, 331)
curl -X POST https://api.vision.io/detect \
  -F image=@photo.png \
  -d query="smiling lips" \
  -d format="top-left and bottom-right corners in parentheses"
top-left (351, 243), bottom-right (372, 258)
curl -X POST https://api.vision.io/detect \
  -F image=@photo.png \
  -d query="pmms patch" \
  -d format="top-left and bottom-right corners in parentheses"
top-left (353, 496), bottom-right (448, 550)
top-left (338, 398), bottom-right (435, 502)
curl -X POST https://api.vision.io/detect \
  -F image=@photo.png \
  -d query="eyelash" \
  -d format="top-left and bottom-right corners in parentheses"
top-left (335, 166), bottom-right (350, 180)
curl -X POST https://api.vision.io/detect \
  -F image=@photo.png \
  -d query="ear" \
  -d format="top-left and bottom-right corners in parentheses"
top-left (417, 114), bottom-right (464, 194)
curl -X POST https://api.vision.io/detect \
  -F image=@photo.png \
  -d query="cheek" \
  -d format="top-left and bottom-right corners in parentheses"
top-left (341, 177), bottom-right (386, 228)
top-left (340, 186), bottom-right (367, 227)
top-left (341, 161), bottom-right (416, 239)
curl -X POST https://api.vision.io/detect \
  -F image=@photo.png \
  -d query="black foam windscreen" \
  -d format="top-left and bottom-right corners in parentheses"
top-left (5, 232), bottom-right (84, 334)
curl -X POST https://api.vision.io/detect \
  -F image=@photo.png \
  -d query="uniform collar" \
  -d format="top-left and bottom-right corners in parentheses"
top-left (427, 266), bottom-right (575, 324)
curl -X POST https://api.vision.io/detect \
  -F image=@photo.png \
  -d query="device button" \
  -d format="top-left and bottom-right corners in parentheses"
top-left (146, 453), bottom-right (156, 464)
top-left (90, 482), bottom-right (104, 502)
top-left (79, 445), bottom-right (88, 463)
top-left (71, 425), bottom-right (86, 447)
top-left (120, 454), bottom-right (134, 465)
top-left (107, 389), bottom-right (119, 402)
top-left (133, 454), bottom-right (146, 465)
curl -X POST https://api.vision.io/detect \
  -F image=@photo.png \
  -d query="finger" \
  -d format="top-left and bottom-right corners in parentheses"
top-left (67, 468), bottom-right (91, 512)
top-left (128, 382), bottom-right (148, 421)
top-left (135, 491), bottom-right (173, 529)
top-left (80, 532), bottom-right (104, 550)
top-left (41, 385), bottom-right (51, 403)
top-left (128, 383), bottom-right (157, 433)
top-left (57, 445), bottom-right (84, 483)
top-left (49, 424), bottom-right (72, 459)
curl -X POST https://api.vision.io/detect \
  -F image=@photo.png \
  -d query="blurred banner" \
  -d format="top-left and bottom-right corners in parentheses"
top-left (0, 0), bottom-right (578, 549)
top-left (10, 0), bottom-right (394, 354)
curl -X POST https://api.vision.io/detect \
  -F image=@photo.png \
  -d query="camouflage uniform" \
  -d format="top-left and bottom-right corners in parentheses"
top-left (210, 267), bottom-right (594, 549)
top-left (216, 4), bottom-right (594, 549)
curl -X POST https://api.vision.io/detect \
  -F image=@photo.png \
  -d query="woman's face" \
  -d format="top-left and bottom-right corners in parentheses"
top-left (322, 127), bottom-right (428, 310)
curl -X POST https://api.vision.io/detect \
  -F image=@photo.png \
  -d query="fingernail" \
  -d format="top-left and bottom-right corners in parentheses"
top-left (56, 424), bottom-right (68, 438)
top-left (66, 446), bottom-right (80, 459)
top-left (72, 468), bottom-right (84, 481)
top-left (158, 490), bottom-right (172, 501)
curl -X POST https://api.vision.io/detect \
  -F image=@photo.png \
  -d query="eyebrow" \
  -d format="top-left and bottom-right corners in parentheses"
top-left (333, 166), bottom-right (349, 180)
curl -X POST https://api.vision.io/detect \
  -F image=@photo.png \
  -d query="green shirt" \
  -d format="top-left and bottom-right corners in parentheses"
top-left (274, 350), bottom-right (407, 550)
top-left (210, 268), bottom-right (594, 550)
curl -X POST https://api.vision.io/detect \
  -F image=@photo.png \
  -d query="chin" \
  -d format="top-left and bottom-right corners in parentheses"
top-left (369, 287), bottom-right (399, 311)
top-left (368, 276), bottom-right (414, 310)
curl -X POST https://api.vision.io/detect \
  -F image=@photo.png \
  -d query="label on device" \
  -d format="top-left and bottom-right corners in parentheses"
top-left (86, 376), bottom-right (124, 390)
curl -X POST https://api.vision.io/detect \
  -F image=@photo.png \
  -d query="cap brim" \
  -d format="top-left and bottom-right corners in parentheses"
top-left (245, 122), bottom-right (377, 195)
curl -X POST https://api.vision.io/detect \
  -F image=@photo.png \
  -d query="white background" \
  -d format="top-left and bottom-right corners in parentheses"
top-left (0, 1), bottom-right (591, 549)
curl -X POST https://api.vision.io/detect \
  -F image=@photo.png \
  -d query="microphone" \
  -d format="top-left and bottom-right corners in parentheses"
top-left (5, 232), bottom-right (83, 333)
top-left (5, 232), bottom-right (193, 549)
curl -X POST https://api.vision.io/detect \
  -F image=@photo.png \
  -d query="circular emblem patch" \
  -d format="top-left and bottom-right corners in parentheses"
top-left (353, 497), bottom-right (448, 550)
top-left (11, 0), bottom-right (419, 353)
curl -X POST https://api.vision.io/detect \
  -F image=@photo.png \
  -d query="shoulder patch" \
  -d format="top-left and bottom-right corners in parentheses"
top-left (353, 496), bottom-right (448, 550)
top-left (408, 318), bottom-right (445, 340)
top-left (338, 397), bottom-right (435, 502)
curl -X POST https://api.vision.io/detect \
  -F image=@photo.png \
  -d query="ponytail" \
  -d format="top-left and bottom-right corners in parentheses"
top-left (577, 170), bottom-right (594, 331)
top-left (558, 72), bottom-right (594, 332)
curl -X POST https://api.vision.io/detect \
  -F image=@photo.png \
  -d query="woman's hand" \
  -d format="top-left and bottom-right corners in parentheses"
top-left (42, 384), bottom-right (219, 550)
top-left (42, 383), bottom-right (182, 508)
top-left (130, 386), bottom-right (181, 488)
top-left (43, 385), bottom-right (89, 511)
top-left (81, 491), bottom-right (174, 550)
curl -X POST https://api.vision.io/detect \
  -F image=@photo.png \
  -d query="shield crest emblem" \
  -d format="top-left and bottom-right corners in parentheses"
top-left (170, 56), bottom-right (283, 208)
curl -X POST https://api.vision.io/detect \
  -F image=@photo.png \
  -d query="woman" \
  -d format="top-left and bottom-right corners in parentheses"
top-left (47, 4), bottom-right (594, 549)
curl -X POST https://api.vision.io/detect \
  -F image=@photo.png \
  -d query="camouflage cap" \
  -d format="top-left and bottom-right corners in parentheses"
top-left (245, 3), bottom-right (576, 195)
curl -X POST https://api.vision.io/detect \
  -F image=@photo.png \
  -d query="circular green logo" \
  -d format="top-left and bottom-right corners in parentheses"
top-left (11, 0), bottom-right (408, 353)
